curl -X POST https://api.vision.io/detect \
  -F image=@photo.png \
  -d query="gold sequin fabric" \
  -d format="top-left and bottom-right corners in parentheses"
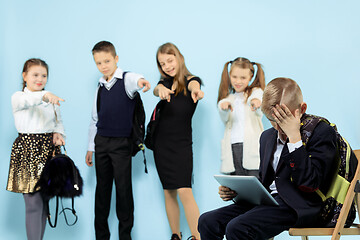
top-left (6, 133), bottom-right (59, 194)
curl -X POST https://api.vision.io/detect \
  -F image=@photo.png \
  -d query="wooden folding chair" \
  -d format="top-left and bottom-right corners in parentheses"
top-left (288, 149), bottom-right (360, 240)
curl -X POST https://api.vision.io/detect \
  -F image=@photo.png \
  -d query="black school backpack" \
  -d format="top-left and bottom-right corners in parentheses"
top-left (97, 72), bottom-right (147, 173)
top-left (144, 100), bottom-right (165, 150)
top-left (300, 114), bottom-right (358, 227)
top-left (36, 146), bottom-right (83, 228)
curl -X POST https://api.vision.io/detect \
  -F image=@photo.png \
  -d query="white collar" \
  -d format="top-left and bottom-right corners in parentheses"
top-left (234, 91), bottom-right (244, 100)
top-left (99, 68), bottom-right (123, 89)
top-left (277, 133), bottom-right (286, 145)
top-left (24, 87), bottom-right (31, 93)
top-left (24, 87), bottom-right (44, 93)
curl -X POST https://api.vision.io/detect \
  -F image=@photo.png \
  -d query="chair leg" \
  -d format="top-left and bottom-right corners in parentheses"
top-left (355, 193), bottom-right (360, 220)
top-left (301, 236), bottom-right (309, 240)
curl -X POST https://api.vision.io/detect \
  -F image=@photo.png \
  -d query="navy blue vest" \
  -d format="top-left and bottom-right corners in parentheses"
top-left (96, 77), bottom-right (135, 137)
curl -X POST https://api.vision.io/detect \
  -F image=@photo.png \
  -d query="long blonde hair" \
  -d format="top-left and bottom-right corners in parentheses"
top-left (156, 43), bottom-right (192, 96)
top-left (217, 57), bottom-right (265, 102)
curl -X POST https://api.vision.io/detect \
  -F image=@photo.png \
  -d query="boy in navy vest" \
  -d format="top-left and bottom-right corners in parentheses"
top-left (85, 41), bottom-right (150, 240)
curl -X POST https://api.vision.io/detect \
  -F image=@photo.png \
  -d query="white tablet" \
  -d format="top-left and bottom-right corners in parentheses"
top-left (214, 175), bottom-right (279, 206)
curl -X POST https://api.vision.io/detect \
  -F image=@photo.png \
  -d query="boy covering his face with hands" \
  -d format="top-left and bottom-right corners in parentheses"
top-left (198, 77), bottom-right (341, 240)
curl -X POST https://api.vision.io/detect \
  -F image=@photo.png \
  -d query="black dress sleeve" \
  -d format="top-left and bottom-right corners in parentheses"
top-left (187, 76), bottom-right (202, 87)
top-left (157, 78), bottom-right (173, 89)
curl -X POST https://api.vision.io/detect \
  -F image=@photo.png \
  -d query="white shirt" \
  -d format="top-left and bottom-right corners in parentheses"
top-left (218, 88), bottom-right (263, 144)
top-left (12, 88), bottom-right (65, 136)
top-left (230, 92), bottom-right (245, 143)
top-left (87, 68), bottom-right (144, 151)
top-left (269, 135), bottom-right (302, 194)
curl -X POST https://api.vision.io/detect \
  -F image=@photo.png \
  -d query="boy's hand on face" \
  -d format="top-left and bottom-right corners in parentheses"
top-left (218, 186), bottom-right (237, 201)
top-left (220, 101), bottom-right (233, 112)
top-left (272, 104), bottom-right (301, 143)
top-left (138, 78), bottom-right (151, 92)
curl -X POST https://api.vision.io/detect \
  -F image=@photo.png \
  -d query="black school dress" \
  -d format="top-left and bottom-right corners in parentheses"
top-left (153, 76), bottom-right (201, 189)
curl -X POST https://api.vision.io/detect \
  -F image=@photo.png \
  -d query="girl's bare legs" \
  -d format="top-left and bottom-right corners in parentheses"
top-left (178, 188), bottom-right (200, 239)
top-left (164, 189), bottom-right (181, 238)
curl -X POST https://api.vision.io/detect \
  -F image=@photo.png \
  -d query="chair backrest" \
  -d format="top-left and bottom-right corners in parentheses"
top-left (355, 150), bottom-right (360, 219)
top-left (327, 149), bottom-right (360, 239)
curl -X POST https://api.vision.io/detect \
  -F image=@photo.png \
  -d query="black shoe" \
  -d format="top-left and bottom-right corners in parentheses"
top-left (187, 236), bottom-right (197, 240)
top-left (171, 233), bottom-right (181, 240)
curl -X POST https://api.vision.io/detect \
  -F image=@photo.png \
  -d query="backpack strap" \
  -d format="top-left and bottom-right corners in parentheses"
top-left (142, 148), bottom-right (147, 173)
top-left (300, 114), bottom-right (327, 145)
top-left (46, 197), bottom-right (78, 227)
top-left (59, 197), bottom-right (78, 226)
top-left (47, 196), bottom-right (60, 228)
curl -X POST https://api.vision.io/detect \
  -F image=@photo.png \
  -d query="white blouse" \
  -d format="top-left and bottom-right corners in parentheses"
top-left (11, 87), bottom-right (65, 136)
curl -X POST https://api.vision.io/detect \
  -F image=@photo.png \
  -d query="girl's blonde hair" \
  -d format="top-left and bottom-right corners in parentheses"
top-left (217, 57), bottom-right (265, 103)
top-left (156, 42), bottom-right (192, 96)
top-left (22, 58), bottom-right (49, 91)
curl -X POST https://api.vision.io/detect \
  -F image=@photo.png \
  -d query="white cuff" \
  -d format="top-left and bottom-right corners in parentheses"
top-left (287, 140), bottom-right (303, 153)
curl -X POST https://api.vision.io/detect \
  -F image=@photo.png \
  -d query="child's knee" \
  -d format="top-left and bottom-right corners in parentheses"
top-left (225, 219), bottom-right (257, 240)
top-left (198, 212), bottom-right (216, 232)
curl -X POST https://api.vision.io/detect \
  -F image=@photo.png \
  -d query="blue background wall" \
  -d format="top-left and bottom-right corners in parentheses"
top-left (0, 0), bottom-right (359, 239)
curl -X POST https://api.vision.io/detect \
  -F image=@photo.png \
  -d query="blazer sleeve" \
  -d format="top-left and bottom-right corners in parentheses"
top-left (282, 121), bottom-right (338, 192)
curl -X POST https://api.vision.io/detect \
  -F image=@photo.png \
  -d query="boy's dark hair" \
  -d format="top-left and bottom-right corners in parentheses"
top-left (92, 41), bottom-right (117, 57)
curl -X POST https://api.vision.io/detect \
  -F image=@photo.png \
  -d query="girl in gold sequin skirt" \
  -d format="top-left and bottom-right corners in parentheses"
top-left (6, 59), bottom-right (66, 240)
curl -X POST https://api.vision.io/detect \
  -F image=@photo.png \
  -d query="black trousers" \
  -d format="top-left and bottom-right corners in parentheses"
top-left (94, 134), bottom-right (134, 240)
top-left (198, 195), bottom-right (297, 240)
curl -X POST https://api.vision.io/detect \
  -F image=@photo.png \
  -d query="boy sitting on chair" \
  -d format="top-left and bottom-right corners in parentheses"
top-left (198, 77), bottom-right (341, 240)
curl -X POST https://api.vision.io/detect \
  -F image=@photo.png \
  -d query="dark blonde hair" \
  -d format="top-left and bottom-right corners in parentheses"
top-left (92, 41), bottom-right (117, 57)
top-left (261, 77), bottom-right (303, 119)
top-left (156, 42), bottom-right (192, 96)
top-left (22, 58), bottom-right (49, 91)
top-left (217, 57), bottom-right (265, 103)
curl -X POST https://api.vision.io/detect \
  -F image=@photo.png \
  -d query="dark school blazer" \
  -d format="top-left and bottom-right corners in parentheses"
top-left (259, 121), bottom-right (338, 227)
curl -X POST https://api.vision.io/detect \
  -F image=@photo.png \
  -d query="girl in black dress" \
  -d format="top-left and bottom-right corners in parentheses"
top-left (153, 43), bottom-right (204, 240)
